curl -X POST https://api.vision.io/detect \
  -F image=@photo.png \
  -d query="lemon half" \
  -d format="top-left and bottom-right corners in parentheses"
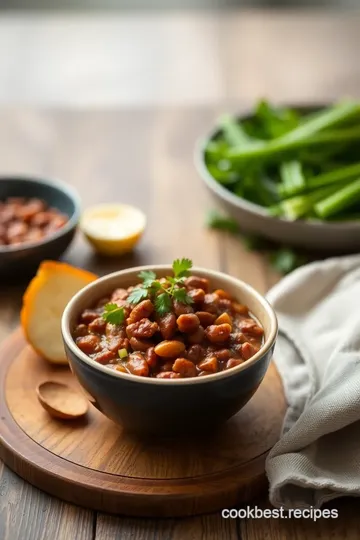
top-left (80, 204), bottom-right (146, 256)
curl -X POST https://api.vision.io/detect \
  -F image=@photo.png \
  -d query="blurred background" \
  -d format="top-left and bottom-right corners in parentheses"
top-left (0, 0), bottom-right (359, 107)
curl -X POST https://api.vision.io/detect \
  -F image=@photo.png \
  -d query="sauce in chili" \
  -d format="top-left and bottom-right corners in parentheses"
top-left (73, 275), bottom-right (264, 379)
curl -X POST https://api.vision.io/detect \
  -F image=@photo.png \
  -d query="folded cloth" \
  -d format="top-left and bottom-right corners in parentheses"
top-left (265, 254), bottom-right (360, 509)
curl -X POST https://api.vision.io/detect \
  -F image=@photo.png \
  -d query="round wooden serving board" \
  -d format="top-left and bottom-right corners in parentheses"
top-left (0, 329), bottom-right (286, 517)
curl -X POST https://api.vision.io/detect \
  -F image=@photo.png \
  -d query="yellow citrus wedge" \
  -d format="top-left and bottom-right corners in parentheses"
top-left (21, 261), bottom-right (97, 364)
top-left (80, 203), bottom-right (146, 256)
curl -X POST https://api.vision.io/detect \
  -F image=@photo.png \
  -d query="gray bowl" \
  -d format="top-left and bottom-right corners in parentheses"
top-left (61, 265), bottom-right (278, 435)
top-left (196, 108), bottom-right (360, 252)
top-left (0, 176), bottom-right (80, 277)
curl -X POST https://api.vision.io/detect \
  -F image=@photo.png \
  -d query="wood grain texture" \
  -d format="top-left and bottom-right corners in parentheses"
top-left (95, 513), bottom-right (241, 540)
top-left (1, 329), bottom-right (285, 517)
top-left (0, 12), bottom-right (359, 106)
top-left (0, 461), bottom-right (93, 540)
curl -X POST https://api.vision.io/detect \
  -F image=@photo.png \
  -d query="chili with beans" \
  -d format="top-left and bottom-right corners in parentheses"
top-left (0, 197), bottom-right (68, 247)
top-left (73, 274), bottom-right (264, 379)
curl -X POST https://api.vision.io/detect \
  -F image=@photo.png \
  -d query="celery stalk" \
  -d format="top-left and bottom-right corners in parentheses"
top-left (315, 177), bottom-right (360, 218)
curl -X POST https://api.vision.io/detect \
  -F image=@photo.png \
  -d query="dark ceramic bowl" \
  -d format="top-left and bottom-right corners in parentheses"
top-left (61, 266), bottom-right (278, 435)
top-left (196, 105), bottom-right (360, 252)
top-left (0, 176), bottom-right (80, 277)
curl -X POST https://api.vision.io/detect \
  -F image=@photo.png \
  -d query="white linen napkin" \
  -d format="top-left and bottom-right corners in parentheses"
top-left (265, 254), bottom-right (360, 509)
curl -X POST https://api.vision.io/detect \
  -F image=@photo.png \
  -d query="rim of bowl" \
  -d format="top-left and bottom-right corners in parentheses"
top-left (61, 265), bottom-right (278, 386)
top-left (195, 105), bottom-right (360, 230)
top-left (0, 175), bottom-right (81, 253)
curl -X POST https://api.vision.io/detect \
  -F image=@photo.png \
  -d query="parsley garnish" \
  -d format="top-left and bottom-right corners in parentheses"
top-left (127, 286), bottom-right (149, 304)
top-left (102, 303), bottom-right (125, 325)
top-left (127, 258), bottom-right (194, 315)
top-left (172, 258), bottom-right (193, 279)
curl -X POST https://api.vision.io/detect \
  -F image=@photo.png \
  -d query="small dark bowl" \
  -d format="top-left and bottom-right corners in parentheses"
top-left (196, 105), bottom-right (360, 252)
top-left (0, 176), bottom-right (80, 277)
top-left (61, 266), bottom-right (278, 435)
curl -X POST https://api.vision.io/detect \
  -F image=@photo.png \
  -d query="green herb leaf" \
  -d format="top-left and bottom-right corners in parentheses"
top-left (138, 269), bottom-right (157, 288)
top-left (173, 287), bottom-right (193, 305)
top-left (127, 287), bottom-right (149, 305)
top-left (150, 280), bottom-right (162, 291)
top-left (269, 248), bottom-right (308, 275)
top-left (172, 258), bottom-right (192, 279)
top-left (102, 303), bottom-right (125, 325)
top-left (206, 209), bottom-right (240, 234)
top-left (155, 292), bottom-right (172, 316)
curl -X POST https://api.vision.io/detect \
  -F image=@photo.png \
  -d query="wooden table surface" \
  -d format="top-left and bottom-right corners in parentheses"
top-left (2, 10), bottom-right (360, 540)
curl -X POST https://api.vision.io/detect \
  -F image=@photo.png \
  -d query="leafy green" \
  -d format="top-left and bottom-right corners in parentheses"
top-left (102, 303), bottom-right (125, 325)
top-left (137, 270), bottom-right (156, 288)
top-left (172, 258), bottom-right (192, 279)
top-left (269, 249), bottom-right (309, 275)
top-left (127, 286), bottom-right (149, 305)
top-left (206, 209), bottom-right (240, 233)
top-left (127, 259), bottom-right (193, 315)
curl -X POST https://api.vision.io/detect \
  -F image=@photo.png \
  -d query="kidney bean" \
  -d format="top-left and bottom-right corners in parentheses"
top-left (160, 360), bottom-right (175, 371)
top-left (7, 221), bottom-right (28, 240)
top-left (30, 211), bottom-right (52, 228)
top-left (145, 347), bottom-right (158, 368)
top-left (173, 300), bottom-right (194, 316)
top-left (239, 320), bottom-right (264, 337)
top-left (187, 325), bottom-right (205, 344)
top-left (185, 276), bottom-right (209, 293)
top-left (7, 197), bottom-right (25, 205)
top-left (156, 371), bottom-right (181, 379)
top-left (46, 214), bottom-right (68, 231)
top-left (241, 342), bottom-right (258, 360)
top-left (218, 299), bottom-right (232, 311)
top-left (213, 348), bottom-right (231, 361)
top-left (111, 288), bottom-right (129, 302)
top-left (93, 349), bottom-right (116, 364)
top-left (106, 323), bottom-right (126, 338)
top-left (195, 311), bottom-right (216, 327)
top-left (177, 313), bottom-right (200, 333)
top-left (73, 324), bottom-right (88, 338)
top-left (202, 293), bottom-right (219, 314)
top-left (0, 206), bottom-right (15, 224)
top-left (214, 289), bottom-right (233, 300)
top-left (187, 288), bottom-right (205, 304)
top-left (186, 344), bottom-right (204, 363)
top-left (25, 228), bottom-right (44, 243)
top-left (126, 318), bottom-right (159, 339)
top-left (158, 312), bottom-right (177, 340)
top-left (76, 335), bottom-right (101, 354)
top-left (226, 358), bottom-right (244, 369)
top-left (88, 317), bottom-right (107, 334)
top-left (232, 302), bottom-right (249, 315)
top-left (231, 331), bottom-right (247, 344)
top-left (127, 299), bottom-right (154, 324)
top-left (172, 358), bottom-right (197, 377)
top-left (214, 312), bottom-right (232, 325)
top-left (80, 309), bottom-right (102, 324)
top-left (130, 337), bottom-right (152, 352)
top-left (198, 356), bottom-right (218, 373)
top-left (18, 199), bottom-right (46, 221)
top-left (127, 352), bottom-right (149, 377)
top-left (154, 340), bottom-right (185, 358)
top-left (108, 336), bottom-right (129, 353)
top-left (205, 323), bottom-right (232, 344)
